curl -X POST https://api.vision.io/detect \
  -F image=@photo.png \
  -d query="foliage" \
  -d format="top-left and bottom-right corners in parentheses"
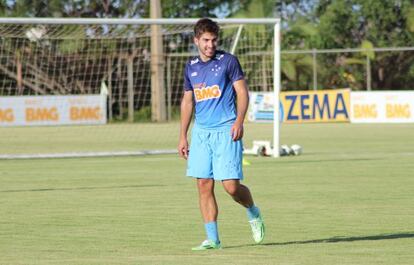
top-left (316, 0), bottom-right (414, 90)
top-left (0, 0), bottom-right (248, 18)
top-left (317, 0), bottom-right (413, 48)
top-left (161, 0), bottom-right (249, 18)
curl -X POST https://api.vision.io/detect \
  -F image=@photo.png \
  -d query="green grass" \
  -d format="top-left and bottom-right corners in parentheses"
top-left (0, 123), bottom-right (413, 264)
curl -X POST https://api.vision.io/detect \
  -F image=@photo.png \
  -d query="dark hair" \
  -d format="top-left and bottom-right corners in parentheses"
top-left (194, 18), bottom-right (219, 38)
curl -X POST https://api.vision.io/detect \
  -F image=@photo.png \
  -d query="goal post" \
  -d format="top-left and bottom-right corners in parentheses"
top-left (273, 20), bottom-right (281, 158)
top-left (0, 17), bottom-right (281, 159)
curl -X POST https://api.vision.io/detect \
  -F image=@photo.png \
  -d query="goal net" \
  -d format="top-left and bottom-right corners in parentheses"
top-left (0, 18), bottom-right (280, 159)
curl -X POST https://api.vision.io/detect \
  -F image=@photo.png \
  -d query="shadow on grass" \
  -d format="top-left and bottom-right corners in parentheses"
top-left (224, 232), bottom-right (414, 249)
top-left (0, 184), bottom-right (164, 193)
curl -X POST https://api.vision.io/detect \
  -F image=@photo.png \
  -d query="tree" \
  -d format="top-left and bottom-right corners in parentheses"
top-left (230, 0), bottom-right (319, 90)
top-left (0, 0), bottom-right (64, 17)
top-left (0, 0), bottom-right (249, 19)
top-left (317, 0), bottom-right (414, 90)
top-left (161, 0), bottom-right (249, 18)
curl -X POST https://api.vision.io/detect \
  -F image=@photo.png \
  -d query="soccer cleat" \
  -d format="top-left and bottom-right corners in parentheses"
top-left (191, 239), bottom-right (222, 251)
top-left (249, 213), bottom-right (265, 243)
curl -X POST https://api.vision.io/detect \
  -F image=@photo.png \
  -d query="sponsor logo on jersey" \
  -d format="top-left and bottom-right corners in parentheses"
top-left (194, 85), bottom-right (221, 102)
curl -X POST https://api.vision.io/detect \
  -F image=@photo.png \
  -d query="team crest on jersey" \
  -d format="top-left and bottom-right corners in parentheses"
top-left (194, 85), bottom-right (222, 102)
top-left (190, 58), bottom-right (199, 65)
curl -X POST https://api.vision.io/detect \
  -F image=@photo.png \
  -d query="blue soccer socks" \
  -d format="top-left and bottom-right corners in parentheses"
top-left (204, 221), bottom-right (220, 244)
top-left (246, 205), bottom-right (260, 221)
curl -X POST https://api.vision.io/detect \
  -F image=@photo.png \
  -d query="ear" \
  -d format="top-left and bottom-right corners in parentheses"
top-left (194, 36), bottom-right (199, 45)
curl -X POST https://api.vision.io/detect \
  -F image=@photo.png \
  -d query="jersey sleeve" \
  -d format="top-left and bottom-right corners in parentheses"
top-left (183, 63), bottom-right (193, 91)
top-left (227, 55), bottom-right (244, 83)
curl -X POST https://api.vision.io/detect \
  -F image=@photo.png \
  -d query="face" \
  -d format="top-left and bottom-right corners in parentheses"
top-left (194, 32), bottom-right (218, 61)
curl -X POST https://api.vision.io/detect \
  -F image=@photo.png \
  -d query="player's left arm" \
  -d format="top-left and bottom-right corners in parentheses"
top-left (231, 79), bottom-right (249, 141)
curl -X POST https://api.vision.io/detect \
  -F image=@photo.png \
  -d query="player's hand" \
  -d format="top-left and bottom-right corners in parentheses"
top-left (231, 121), bottom-right (244, 141)
top-left (178, 138), bottom-right (189, 160)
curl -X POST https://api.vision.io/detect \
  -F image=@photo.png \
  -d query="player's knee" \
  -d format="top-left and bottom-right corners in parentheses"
top-left (224, 184), bottom-right (239, 197)
top-left (197, 179), bottom-right (214, 193)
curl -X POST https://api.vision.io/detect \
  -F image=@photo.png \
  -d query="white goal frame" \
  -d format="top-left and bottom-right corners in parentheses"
top-left (0, 17), bottom-right (281, 159)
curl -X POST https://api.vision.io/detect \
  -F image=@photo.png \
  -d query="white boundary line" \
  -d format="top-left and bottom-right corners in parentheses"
top-left (0, 150), bottom-right (177, 159)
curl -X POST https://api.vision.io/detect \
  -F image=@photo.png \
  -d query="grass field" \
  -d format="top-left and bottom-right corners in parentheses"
top-left (0, 123), bottom-right (413, 264)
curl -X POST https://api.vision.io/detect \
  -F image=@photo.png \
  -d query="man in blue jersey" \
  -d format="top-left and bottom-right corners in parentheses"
top-left (178, 18), bottom-right (265, 250)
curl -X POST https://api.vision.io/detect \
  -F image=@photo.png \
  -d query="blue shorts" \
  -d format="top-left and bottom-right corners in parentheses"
top-left (186, 126), bottom-right (244, 181)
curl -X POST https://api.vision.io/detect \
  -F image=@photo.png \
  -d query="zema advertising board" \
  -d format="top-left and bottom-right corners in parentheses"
top-left (248, 89), bottom-right (351, 123)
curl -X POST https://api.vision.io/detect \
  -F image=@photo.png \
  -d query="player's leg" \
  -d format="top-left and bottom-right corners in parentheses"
top-left (221, 180), bottom-right (262, 222)
top-left (211, 128), bottom-right (265, 244)
top-left (197, 178), bottom-right (218, 222)
top-left (187, 128), bottom-right (221, 250)
top-left (221, 179), bottom-right (253, 207)
top-left (191, 178), bottom-right (221, 250)
top-left (221, 179), bottom-right (265, 243)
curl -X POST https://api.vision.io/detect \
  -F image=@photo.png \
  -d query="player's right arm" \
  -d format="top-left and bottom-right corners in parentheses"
top-left (178, 90), bottom-right (194, 160)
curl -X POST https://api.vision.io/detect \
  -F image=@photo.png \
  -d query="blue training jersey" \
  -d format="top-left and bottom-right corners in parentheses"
top-left (183, 50), bottom-right (244, 129)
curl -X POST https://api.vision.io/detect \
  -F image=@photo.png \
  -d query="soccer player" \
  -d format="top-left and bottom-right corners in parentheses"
top-left (178, 18), bottom-right (265, 250)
